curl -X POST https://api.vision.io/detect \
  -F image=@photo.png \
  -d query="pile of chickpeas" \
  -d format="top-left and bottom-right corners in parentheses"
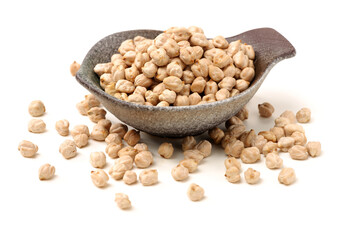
top-left (93, 26), bottom-right (255, 106)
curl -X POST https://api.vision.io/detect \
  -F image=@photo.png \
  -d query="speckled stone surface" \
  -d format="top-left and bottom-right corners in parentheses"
top-left (76, 28), bottom-right (296, 137)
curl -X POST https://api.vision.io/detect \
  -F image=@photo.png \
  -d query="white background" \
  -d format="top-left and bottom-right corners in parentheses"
top-left (0, 0), bottom-right (346, 239)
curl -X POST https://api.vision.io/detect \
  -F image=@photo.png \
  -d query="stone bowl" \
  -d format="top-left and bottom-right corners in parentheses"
top-left (76, 28), bottom-right (296, 137)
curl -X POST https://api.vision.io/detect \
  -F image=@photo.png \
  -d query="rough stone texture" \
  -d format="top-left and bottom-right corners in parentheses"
top-left (76, 28), bottom-right (296, 137)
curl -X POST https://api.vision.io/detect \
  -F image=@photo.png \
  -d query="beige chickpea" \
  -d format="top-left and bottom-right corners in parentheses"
top-left (163, 76), bottom-right (184, 93)
top-left (76, 100), bottom-right (90, 116)
top-left (183, 150), bottom-right (204, 164)
top-left (166, 27), bottom-right (191, 41)
top-left (122, 51), bottom-right (136, 66)
top-left (179, 159), bottom-right (198, 173)
top-left (195, 140), bottom-right (212, 158)
top-left (105, 82), bottom-right (117, 96)
top-left (111, 53), bottom-right (122, 62)
top-left (38, 163), bottom-right (55, 180)
top-left (306, 141), bottom-right (321, 157)
top-left (187, 183), bottom-right (205, 201)
top-left (222, 134), bottom-right (237, 149)
top-left (194, 45), bottom-right (206, 58)
top-left (123, 171), bottom-right (137, 185)
top-left (70, 61), bottom-right (80, 76)
top-left (182, 70), bottom-right (195, 84)
top-left (87, 107), bottom-right (106, 123)
top-left (218, 77), bottom-right (236, 91)
top-left (224, 157), bottom-right (241, 170)
top-left (233, 51), bottom-right (249, 69)
top-left (28, 100), bottom-right (45, 117)
top-left (109, 123), bottom-right (128, 138)
top-left (157, 101), bottom-right (170, 107)
top-left (106, 142), bottom-right (122, 159)
top-left (190, 33), bottom-right (208, 47)
top-left (223, 64), bottom-right (237, 78)
top-left (159, 89), bottom-right (176, 104)
top-left (142, 61), bottom-right (158, 78)
top-left (133, 52), bottom-right (146, 69)
top-left (230, 89), bottom-right (240, 97)
top-left (291, 131), bottom-right (307, 146)
top-left (150, 47), bottom-right (170, 66)
top-left (202, 93), bottom-right (216, 103)
top-left (123, 129), bottom-right (140, 146)
top-left (166, 62), bottom-right (183, 78)
top-left (225, 116), bottom-right (244, 129)
top-left (163, 38), bottom-right (180, 57)
top-left (171, 165), bottom-right (189, 181)
top-left (240, 147), bottom-right (260, 164)
top-left (235, 80), bottom-right (250, 92)
top-left (158, 142), bottom-right (174, 159)
top-left (71, 124), bottom-right (90, 137)
top-left (188, 26), bottom-right (204, 34)
top-left (109, 163), bottom-right (128, 180)
top-left (191, 77), bottom-right (206, 93)
top-left (224, 140), bottom-right (244, 158)
top-left (266, 152), bottom-right (283, 169)
top-left (189, 92), bottom-right (202, 105)
top-left (154, 33), bottom-right (170, 47)
top-left (182, 136), bottom-right (197, 151)
top-left (118, 39), bottom-right (135, 55)
top-left (97, 119), bottom-right (111, 131)
top-left (55, 119), bottom-right (69, 136)
top-left (270, 127), bottom-right (285, 142)
top-left (156, 67), bottom-right (169, 81)
top-left (59, 140), bottom-right (77, 159)
top-left (134, 151), bottom-right (153, 168)
top-left (134, 74), bottom-right (153, 88)
top-left (244, 45), bottom-right (255, 59)
top-left (152, 82), bottom-right (166, 95)
top-left (254, 135), bottom-right (267, 153)
top-left (91, 170), bottom-right (109, 188)
top-left (213, 51), bottom-right (232, 69)
top-left (73, 133), bottom-right (89, 148)
top-left (116, 155), bottom-right (134, 170)
top-left (100, 73), bottom-right (113, 89)
top-left (225, 166), bottom-right (241, 183)
top-left (244, 168), bottom-right (260, 184)
top-left (240, 67), bottom-right (255, 82)
top-left (170, 57), bottom-right (186, 69)
top-left (147, 44), bottom-right (158, 55)
top-left (133, 143), bottom-right (148, 152)
top-left (208, 127), bottom-right (225, 144)
top-left (258, 131), bottom-right (277, 142)
top-left (191, 58), bottom-right (209, 78)
top-left (133, 86), bottom-right (147, 96)
top-left (144, 90), bottom-right (159, 105)
top-left (289, 145), bottom-right (308, 160)
top-left (278, 168), bottom-right (296, 185)
top-left (18, 140), bottom-right (38, 158)
top-left (115, 193), bottom-right (132, 210)
top-left (128, 93), bottom-right (145, 105)
top-left (105, 133), bottom-right (122, 145)
top-left (275, 117), bottom-right (291, 128)
top-left (236, 107), bottom-right (249, 121)
top-left (125, 65), bottom-right (139, 82)
top-left (111, 63), bottom-right (126, 82)
top-left (258, 102), bottom-right (275, 118)
top-left (227, 40), bottom-right (241, 56)
top-left (296, 108), bottom-right (311, 123)
top-left (239, 129), bottom-right (256, 148)
top-left (262, 141), bottom-right (278, 156)
top-left (28, 119), bottom-right (46, 133)
top-left (139, 169), bottom-right (158, 186)
top-left (136, 40), bottom-right (153, 54)
top-left (215, 88), bottom-right (230, 101)
top-left (91, 124), bottom-right (108, 141)
top-left (94, 62), bottom-right (113, 76)
top-left (284, 124), bottom-right (305, 136)
top-left (208, 65), bottom-right (224, 82)
top-left (278, 137), bottom-right (295, 152)
top-left (204, 80), bottom-right (218, 95)
top-left (227, 124), bottom-right (246, 138)
top-left (179, 84), bottom-right (190, 96)
top-left (90, 152), bottom-right (106, 168)
top-left (212, 35), bottom-right (228, 49)
top-left (115, 80), bottom-right (135, 93)
top-left (180, 47), bottom-right (197, 65)
top-left (280, 110), bottom-right (296, 123)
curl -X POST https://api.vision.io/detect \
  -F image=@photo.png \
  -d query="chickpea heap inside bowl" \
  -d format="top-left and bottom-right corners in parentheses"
top-left (94, 26), bottom-right (255, 107)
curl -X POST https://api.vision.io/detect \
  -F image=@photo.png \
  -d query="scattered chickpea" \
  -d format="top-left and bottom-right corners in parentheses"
top-left (258, 102), bottom-right (274, 118)
top-left (171, 165), bottom-right (189, 181)
top-left (227, 124), bottom-right (246, 138)
top-left (116, 155), bottom-right (134, 170)
top-left (91, 124), bottom-right (109, 141)
top-left (289, 145), bottom-right (308, 160)
top-left (18, 140), bottom-right (38, 158)
top-left (38, 163), bottom-right (55, 180)
top-left (158, 142), bottom-right (174, 159)
top-left (244, 168), bottom-right (260, 184)
top-left (55, 119), bottom-right (69, 136)
top-left (239, 129), bottom-right (256, 148)
top-left (71, 125), bottom-right (90, 137)
top-left (123, 171), bottom-right (137, 185)
top-left (106, 143), bottom-right (122, 159)
top-left (134, 143), bottom-right (148, 152)
top-left (225, 116), bottom-right (244, 129)
top-left (225, 166), bottom-right (241, 183)
top-left (139, 169), bottom-right (158, 186)
top-left (123, 129), bottom-right (140, 146)
top-left (115, 193), bottom-right (132, 210)
top-left (179, 159), bottom-right (198, 173)
top-left (236, 107), bottom-right (248, 121)
top-left (278, 168), bottom-right (296, 185)
top-left (291, 131), bottom-right (307, 146)
top-left (265, 152), bottom-right (283, 169)
top-left (224, 157), bottom-right (241, 170)
top-left (258, 131), bottom-right (277, 142)
top-left (105, 133), bottom-right (122, 145)
top-left (73, 133), bottom-right (89, 148)
top-left (262, 141), bottom-right (278, 156)
top-left (91, 170), bottom-right (109, 188)
top-left (254, 135), bottom-right (267, 153)
top-left (90, 152), bottom-right (106, 168)
top-left (109, 163), bottom-right (129, 180)
top-left (28, 100), bottom-right (45, 117)
top-left (97, 119), bottom-right (112, 131)
top-left (182, 136), bottom-right (197, 151)
top-left (284, 124), bottom-right (305, 137)
top-left (70, 61), bottom-right (80, 76)
top-left (187, 183), bottom-right (205, 201)
top-left (183, 149), bottom-right (204, 164)
top-left (109, 123), bottom-right (128, 138)
top-left (118, 146), bottom-right (137, 159)
top-left (224, 140), bottom-right (244, 158)
top-left (270, 127), bottom-right (285, 142)
top-left (208, 127), bottom-right (225, 144)
top-left (275, 117), bottom-right (291, 128)
top-left (240, 147), bottom-right (261, 164)
top-left (278, 137), bottom-right (295, 152)
top-left (87, 107), bottom-right (106, 123)
top-left (28, 119), bottom-right (46, 133)
top-left (59, 140), bottom-right (77, 159)
top-left (280, 110), bottom-right (296, 124)
top-left (306, 141), bottom-right (321, 157)
top-left (134, 151), bottom-right (153, 168)
top-left (195, 140), bottom-right (212, 158)
top-left (296, 108), bottom-right (311, 123)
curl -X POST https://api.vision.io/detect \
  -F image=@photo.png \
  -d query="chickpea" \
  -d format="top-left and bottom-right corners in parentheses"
top-left (179, 159), bottom-right (198, 173)
top-left (189, 92), bottom-right (202, 105)
top-left (182, 136), bottom-right (197, 151)
top-left (90, 152), bottom-right (106, 168)
top-left (262, 141), bottom-right (278, 156)
top-left (183, 149), bottom-right (204, 164)
top-left (215, 88), bottom-right (230, 101)
top-left (159, 89), bottom-right (176, 104)
top-left (244, 45), bottom-right (255, 60)
top-left (265, 152), bottom-right (283, 169)
top-left (128, 93), bottom-right (145, 105)
top-left (123, 171), bottom-right (137, 185)
top-left (284, 124), bottom-right (305, 137)
top-left (227, 40), bottom-right (241, 56)
top-left (225, 116), bottom-right (244, 129)
top-left (171, 165), bottom-right (189, 181)
top-left (28, 119), bottom-right (46, 133)
top-left (156, 67), bottom-right (169, 81)
top-left (211, 35), bottom-right (228, 49)
top-left (142, 61), bottom-right (158, 78)
top-left (190, 33), bottom-right (209, 47)
top-left (221, 134), bottom-right (237, 149)
top-left (223, 64), bottom-right (237, 78)
top-left (73, 133), bottom-right (89, 148)
top-left (227, 124), bottom-right (246, 138)
top-left (144, 90), bottom-right (159, 105)
top-left (195, 140), bottom-right (212, 158)
top-left (258, 131), bottom-right (276, 142)
top-left (306, 141), bottom-right (321, 157)
top-left (244, 168), bottom-right (260, 184)
top-left (180, 47), bottom-right (197, 65)
top-left (94, 62), bottom-right (113, 76)
top-left (100, 73), bottom-right (113, 89)
top-left (111, 53), bottom-right (122, 62)
top-left (239, 129), bottom-right (256, 148)
top-left (87, 107), bottom-right (106, 123)
top-left (139, 169), bottom-right (158, 186)
top-left (166, 62), bottom-right (183, 78)
top-left (254, 135), bottom-right (267, 153)
top-left (114, 93), bottom-right (128, 101)
top-left (76, 94), bottom-right (100, 116)
top-left (70, 61), bottom-right (80, 76)
top-left (163, 76), bottom-right (184, 93)
top-left (38, 163), bottom-right (55, 180)
top-left (133, 86), bottom-right (147, 97)
top-left (240, 67), bottom-right (255, 82)
top-left (18, 140), bottom-right (38, 158)
top-left (55, 119), bottom-right (69, 136)
top-left (278, 168), bottom-right (296, 185)
top-left (240, 147), bottom-right (260, 164)
top-left (112, 64), bottom-right (126, 82)
top-left (233, 51), bottom-right (249, 69)
top-left (163, 38), bottom-right (180, 58)
top-left (278, 137), bottom-right (295, 152)
top-left (28, 100), bottom-right (45, 117)
top-left (291, 131), bottom-right (307, 146)
top-left (208, 65), bottom-right (224, 82)
top-left (105, 142), bottom-right (122, 159)
top-left (134, 143), bottom-right (148, 152)
top-left (166, 27), bottom-right (191, 42)
top-left (152, 82), bottom-right (166, 95)
top-left (224, 140), bottom-right (244, 158)
top-left (218, 77), bottom-right (236, 91)
top-left (71, 125), bottom-right (89, 138)
top-left (109, 163), bottom-right (128, 180)
top-left (204, 80), bottom-right (218, 95)
top-left (270, 127), bottom-right (285, 142)
top-left (202, 93), bottom-right (216, 102)
top-left (289, 145), bottom-right (308, 160)
top-left (224, 157), bottom-right (241, 170)
top-left (91, 170), bottom-right (109, 188)
top-left (213, 51), bottom-right (232, 69)
top-left (208, 127), bottom-right (225, 144)
top-left (105, 82), bottom-right (117, 96)
top-left (123, 129), bottom-right (140, 146)
top-left (118, 39), bottom-right (135, 55)
top-left (275, 117), bottom-right (291, 128)
top-left (179, 84), bottom-right (190, 96)
top-left (59, 140), bottom-right (77, 159)
top-left (182, 70), bottom-right (195, 84)
top-left (187, 183), bottom-right (205, 201)
top-left (91, 124), bottom-right (109, 141)
top-left (116, 155), bottom-right (134, 170)
top-left (109, 123), bottom-right (128, 138)
top-left (125, 64), bottom-right (139, 82)
top-left (230, 89), bottom-right (240, 97)
top-left (97, 119), bottom-right (111, 131)
top-left (235, 80), bottom-right (250, 92)
top-left (134, 74), bottom-right (153, 88)
top-left (280, 110), bottom-right (296, 124)
top-left (134, 151), bottom-right (153, 168)
top-left (150, 47), bottom-right (170, 66)
top-left (258, 102), bottom-right (275, 118)
top-left (115, 80), bottom-right (135, 93)
top-left (154, 33), bottom-right (170, 47)
top-left (123, 51), bottom-right (136, 66)
top-left (236, 106), bottom-right (249, 120)
top-left (115, 193), bottom-right (132, 210)
top-left (191, 77), bottom-right (206, 93)
top-left (296, 108), bottom-right (311, 123)
top-left (157, 101), bottom-right (170, 107)
top-left (225, 166), bottom-right (241, 183)
top-left (178, 40), bottom-right (191, 48)
top-left (158, 142), bottom-right (174, 159)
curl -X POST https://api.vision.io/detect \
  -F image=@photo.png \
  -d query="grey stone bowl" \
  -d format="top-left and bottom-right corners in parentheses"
top-left (76, 28), bottom-right (296, 137)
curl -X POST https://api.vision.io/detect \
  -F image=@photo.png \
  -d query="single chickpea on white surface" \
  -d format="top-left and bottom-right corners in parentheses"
top-left (28, 100), bottom-right (45, 117)
top-left (91, 170), bottom-right (109, 188)
top-left (139, 169), bottom-right (158, 186)
top-left (38, 164), bottom-right (55, 180)
top-left (187, 183), bottom-right (205, 201)
top-left (158, 142), bottom-right (174, 159)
